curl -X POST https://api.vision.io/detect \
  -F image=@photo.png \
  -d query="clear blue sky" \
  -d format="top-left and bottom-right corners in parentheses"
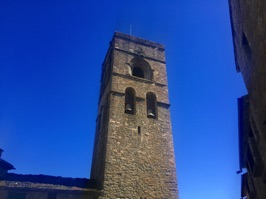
top-left (0, 1), bottom-right (247, 198)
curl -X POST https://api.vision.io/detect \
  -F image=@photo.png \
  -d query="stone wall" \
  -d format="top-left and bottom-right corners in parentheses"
top-left (91, 32), bottom-right (178, 198)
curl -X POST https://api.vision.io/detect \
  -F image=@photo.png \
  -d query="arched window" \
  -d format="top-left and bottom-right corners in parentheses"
top-left (146, 92), bottom-right (157, 119)
top-left (132, 67), bottom-right (144, 78)
top-left (130, 57), bottom-right (152, 80)
top-left (125, 87), bottom-right (136, 114)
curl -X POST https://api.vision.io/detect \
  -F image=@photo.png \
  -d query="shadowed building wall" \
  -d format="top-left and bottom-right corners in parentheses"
top-left (229, 0), bottom-right (266, 198)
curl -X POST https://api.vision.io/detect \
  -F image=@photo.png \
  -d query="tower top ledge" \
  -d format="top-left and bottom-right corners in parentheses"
top-left (113, 32), bottom-right (165, 51)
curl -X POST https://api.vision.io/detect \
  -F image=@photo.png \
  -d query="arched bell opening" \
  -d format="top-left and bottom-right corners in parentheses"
top-left (130, 57), bottom-right (152, 80)
top-left (146, 92), bottom-right (157, 119)
top-left (125, 87), bottom-right (136, 114)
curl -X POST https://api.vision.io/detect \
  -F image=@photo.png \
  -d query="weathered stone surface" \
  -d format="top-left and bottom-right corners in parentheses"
top-left (91, 32), bottom-right (178, 198)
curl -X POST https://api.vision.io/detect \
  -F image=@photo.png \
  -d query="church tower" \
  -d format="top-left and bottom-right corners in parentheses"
top-left (91, 32), bottom-right (178, 198)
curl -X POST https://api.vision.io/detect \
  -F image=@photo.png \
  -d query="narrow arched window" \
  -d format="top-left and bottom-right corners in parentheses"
top-left (125, 87), bottom-right (135, 114)
top-left (146, 92), bottom-right (157, 119)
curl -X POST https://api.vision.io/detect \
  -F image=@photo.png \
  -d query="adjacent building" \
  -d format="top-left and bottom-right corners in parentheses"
top-left (229, 0), bottom-right (266, 198)
top-left (0, 149), bottom-right (102, 199)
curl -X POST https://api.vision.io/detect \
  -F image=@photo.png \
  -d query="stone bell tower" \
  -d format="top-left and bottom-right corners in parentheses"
top-left (91, 32), bottom-right (178, 198)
